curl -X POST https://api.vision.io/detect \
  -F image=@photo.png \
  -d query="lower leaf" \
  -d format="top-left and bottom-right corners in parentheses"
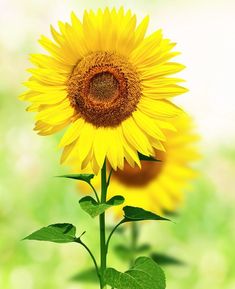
top-left (104, 256), bottom-right (166, 289)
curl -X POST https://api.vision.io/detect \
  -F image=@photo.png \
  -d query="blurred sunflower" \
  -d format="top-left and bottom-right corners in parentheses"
top-left (20, 7), bottom-right (187, 174)
top-left (77, 113), bottom-right (200, 216)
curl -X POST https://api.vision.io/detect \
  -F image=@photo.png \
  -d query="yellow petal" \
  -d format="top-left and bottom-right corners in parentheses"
top-left (93, 128), bottom-right (109, 169)
top-left (25, 91), bottom-right (67, 105)
top-left (24, 80), bottom-right (66, 93)
top-left (122, 117), bottom-right (153, 156)
top-left (132, 110), bottom-right (166, 141)
top-left (59, 118), bottom-right (85, 148)
top-left (140, 62), bottom-right (185, 79)
top-left (61, 140), bottom-right (78, 164)
top-left (76, 122), bottom-right (95, 165)
top-left (35, 100), bottom-right (74, 125)
top-left (138, 98), bottom-right (181, 118)
top-left (29, 53), bottom-right (71, 73)
top-left (27, 68), bottom-right (67, 85)
top-left (133, 15), bottom-right (149, 48)
top-left (142, 84), bottom-right (188, 99)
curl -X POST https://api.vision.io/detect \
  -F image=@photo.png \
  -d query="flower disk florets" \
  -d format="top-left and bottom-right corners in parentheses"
top-left (68, 51), bottom-right (141, 127)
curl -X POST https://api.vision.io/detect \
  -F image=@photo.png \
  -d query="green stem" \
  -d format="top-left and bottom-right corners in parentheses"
top-left (106, 168), bottom-right (113, 188)
top-left (106, 219), bottom-right (124, 254)
top-left (130, 222), bottom-right (139, 266)
top-left (89, 182), bottom-right (100, 203)
top-left (100, 160), bottom-right (107, 288)
top-left (79, 240), bottom-right (101, 286)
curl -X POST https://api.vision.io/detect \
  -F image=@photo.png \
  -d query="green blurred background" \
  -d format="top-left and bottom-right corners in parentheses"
top-left (1, 0), bottom-right (235, 288)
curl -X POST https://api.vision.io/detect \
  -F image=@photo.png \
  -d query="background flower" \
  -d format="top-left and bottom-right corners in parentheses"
top-left (76, 113), bottom-right (199, 217)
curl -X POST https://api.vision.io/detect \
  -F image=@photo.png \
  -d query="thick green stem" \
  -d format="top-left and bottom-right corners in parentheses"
top-left (130, 222), bottom-right (139, 266)
top-left (99, 160), bottom-right (107, 288)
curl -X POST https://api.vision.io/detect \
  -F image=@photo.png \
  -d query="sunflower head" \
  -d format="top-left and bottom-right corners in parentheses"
top-left (20, 7), bottom-right (188, 174)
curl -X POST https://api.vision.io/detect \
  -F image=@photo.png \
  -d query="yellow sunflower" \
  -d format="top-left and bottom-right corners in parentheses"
top-left (20, 7), bottom-right (187, 174)
top-left (77, 113), bottom-right (199, 216)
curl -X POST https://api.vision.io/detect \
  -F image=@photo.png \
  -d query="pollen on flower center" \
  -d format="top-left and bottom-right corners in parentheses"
top-left (89, 72), bottom-right (119, 101)
top-left (67, 51), bottom-right (141, 127)
top-left (113, 151), bottom-right (166, 187)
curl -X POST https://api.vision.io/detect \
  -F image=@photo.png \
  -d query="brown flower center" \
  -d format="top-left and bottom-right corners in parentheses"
top-left (89, 72), bottom-right (119, 101)
top-left (113, 151), bottom-right (166, 187)
top-left (67, 51), bottom-right (141, 127)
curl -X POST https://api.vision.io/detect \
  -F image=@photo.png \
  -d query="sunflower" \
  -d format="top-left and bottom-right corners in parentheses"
top-left (20, 7), bottom-right (187, 174)
top-left (77, 113), bottom-right (199, 216)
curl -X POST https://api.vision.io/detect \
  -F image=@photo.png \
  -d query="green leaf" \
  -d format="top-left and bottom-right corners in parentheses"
top-left (23, 223), bottom-right (77, 243)
top-left (138, 152), bottom-right (160, 162)
top-left (79, 195), bottom-right (125, 218)
top-left (71, 268), bottom-right (99, 283)
top-left (151, 253), bottom-right (184, 266)
top-left (114, 245), bottom-right (132, 261)
top-left (57, 174), bottom-right (94, 183)
top-left (114, 244), bottom-right (151, 260)
top-left (105, 256), bottom-right (166, 289)
top-left (123, 206), bottom-right (170, 223)
top-left (138, 244), bottom-right (151, 253)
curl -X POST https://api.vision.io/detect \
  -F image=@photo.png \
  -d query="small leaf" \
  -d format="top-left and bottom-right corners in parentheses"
top-left (79, 195), bottom-right (125, 218)
top-left (114, 244), bottom-right (151, 260)
top-left (57, 174), bottom-right (94, 183)
top-left (71, 268), bottom-right (99, 283)
top-left (23, 223), bottom-right (77, 243)
top-left (123, 206), bottom-right (170, 223)
top-left (114, 245), bottom-right (132, 260)
top-left (105, 256), bottom-right (166, 289)
top-left (151, 253), bottom-right (184, 266)
top-left (138, 244), bottom-right (151, 253)
top-left (138, 152), bottom-right (160, 162)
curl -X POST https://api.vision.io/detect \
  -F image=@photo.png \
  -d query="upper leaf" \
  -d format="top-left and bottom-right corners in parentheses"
top-left (123, 206), bottom-right (170, 223)
top-left (57, 174), bottom-right (94, 183)
top-left (23, 223), bottom-right (77, 243)
top-left (104, 256), bottom-right (166, 289)
top-left (79, 195), bottom-right (125, 218)
top-left (138, 152), bottom-right (160, 162)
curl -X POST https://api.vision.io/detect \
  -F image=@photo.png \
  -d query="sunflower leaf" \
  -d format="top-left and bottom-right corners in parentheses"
top-left (151, 253), bottom-right (185, 266)
top-left (138, 152), bottom-right (160, 162)
top-left (70, 268), bottom-right (99, 283)
top-left (56, 174), bottom-right (94, 184)
top-left (104, 256), bottom-right (166, 289)
top-left (114, 244), bottom-right (151, 260)
top-left (114, 244), bottom-right (132, 260)
top-left (122, 206), bottom-right (170, 223)
top-left (79, 195), bottom-right (125, 218)
top-left (23, 223), bottom-right (77, 243)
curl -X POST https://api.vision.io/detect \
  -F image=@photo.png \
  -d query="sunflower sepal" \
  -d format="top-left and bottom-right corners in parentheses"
top-left (79, 195), bottom-right (125, 218)
top-left (122, 206), bottom-right (171, 223)
top-left (104, 256), bottom-right (166, 289)
top-left (56, 173), bottom-right (95, 183)
top-left (138, 152), bottom-right (161, 162)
